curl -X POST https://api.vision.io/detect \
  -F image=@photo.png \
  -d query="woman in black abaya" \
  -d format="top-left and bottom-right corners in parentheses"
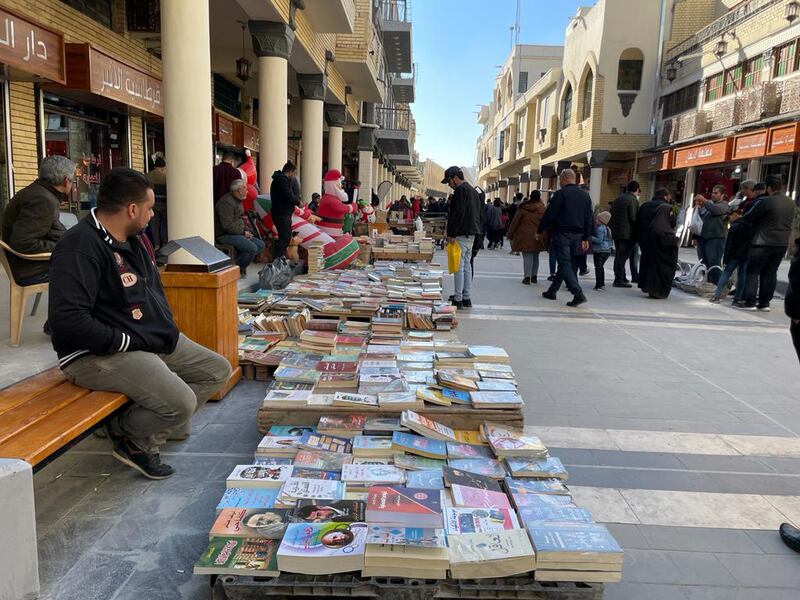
top-left (636, 188), bottom-right (678, 299)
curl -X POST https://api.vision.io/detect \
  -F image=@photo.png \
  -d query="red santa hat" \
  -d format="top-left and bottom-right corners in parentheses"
top-left (323, 169), bottom-right (342, 182)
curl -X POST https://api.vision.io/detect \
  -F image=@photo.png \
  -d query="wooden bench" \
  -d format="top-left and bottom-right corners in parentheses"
top-left (0, 367), bottom-right (128, 468)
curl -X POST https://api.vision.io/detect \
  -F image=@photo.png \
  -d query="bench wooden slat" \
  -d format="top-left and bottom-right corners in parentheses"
top-left (0, 382), bottom-right (90, 446)
top-left (0, 391), bottom-right (127, 466)
top-left (0, 368), bottom-right (66, 417)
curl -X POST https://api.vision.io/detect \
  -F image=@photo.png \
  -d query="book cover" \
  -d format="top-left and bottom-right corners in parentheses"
top-left (293, 450), bottom-right (353, 471)
top-left (290, 468), bottom-right (341, 480)
top-left (400, 410), bottom-right (457, 442)
top-left (317, 414), bottom-right (366, 431)
top-left (391, 431), bottom-right (447, 460)
top-left (216, 488), bottom-right (280, 511)
top-left (444, 507), bottom-right (520, 534)
top-left (256, 436), bottom-right (301, 453)
top-left (470, 392), bottom-right (524, 407)
top-left (278, 521), bottom-right (367, 563)
top-left (353, 435), bottom-right (394, 455)
top-left (342, 464), bottom-right (406, 486)
top-left (210, 508), bottom-right (292, 539)
top-left (333, 392), bottom-right (379, 407)
top-left (441, 388), bottom-right (471, 404)
top-left (446, 443), bottom-right (494, 460)
top-left (291, 500), bottom-right (367, 523)
top-left (263, 390), bottom-right (313, 403)
top-left (526, 523), bottom-right (623, 557)
top-left (252, 456), bottom-right (295, 466)
top-left (517, 505), bottom-right (594, 525)
top-left (447, 530), bottom-right (535, 565)
top-left (277, 478), bottom-right (345, 505)
top-left (226, 465), bottom-right (294, 488)
top-left (352, 457), bottom-right (394, 465)
top-left (365, 526), bottom-right (447, 548)
top-left (405, 469), bottom-right (444, 489)
top-left (435, 371), bottom-right (478, 391)
top-left (443, 467), bottom-right (503, 491)
top-left (273, 366), bottom-right (320, 383)
top-left (483, 423), bottom-right (548, 456)
top-left (447, 458), bottom-right (507, 480)
top-left (298, 432), bottom-right (353, 454)
top-left (364, 417), bottom-right (404, 431)
top-left (504, 477), bottom-right (570, 496)
top-left (267, 425), bottom-right (316, 437)
top-left (317, 361), bottom-right (358, 373)
top-left (505, 457), bottom-right (568, 479)
top-left (450, 484), bottom-right (512, 510)
top-left (476, 380), bottom-right (517, 392)
top-left (392, 453), bottom-right (447, 471)
top-left (194, 537), bottom-right (279, 576)
top-left (453, 431), bottom-right (487, 446)
top-left (366, 486), bottom-right (443, 526)
top-left (415, 387), bottom-right (452, 407)
top-left (511, 493), bottom-right (577, 509)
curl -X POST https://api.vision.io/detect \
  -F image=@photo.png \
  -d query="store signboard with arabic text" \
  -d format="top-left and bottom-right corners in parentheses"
top-left (0, 7), bottom-right (65, 83)
top-left (672, 138), bottom-right (732, 169)
top-left (64, 43), bottom-right (162, 116)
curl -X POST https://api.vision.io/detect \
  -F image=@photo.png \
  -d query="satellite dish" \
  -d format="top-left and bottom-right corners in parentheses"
top-left (377, 180), bottom-right (393, 202)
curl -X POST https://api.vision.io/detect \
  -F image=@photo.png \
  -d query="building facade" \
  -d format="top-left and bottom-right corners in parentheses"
top-left (639, 0), bottom-right (800, 211)
top-left (0, 0), bottom-right (418, 238)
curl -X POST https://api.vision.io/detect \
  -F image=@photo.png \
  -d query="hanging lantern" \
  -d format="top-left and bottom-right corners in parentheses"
top-left (236, 24), bottom-right (252, 83)
top-left (787, 0), bottom-right (800, 23)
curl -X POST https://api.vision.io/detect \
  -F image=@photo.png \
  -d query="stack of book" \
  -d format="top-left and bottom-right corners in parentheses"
top-left (527, 523), bottom-right (624, 582)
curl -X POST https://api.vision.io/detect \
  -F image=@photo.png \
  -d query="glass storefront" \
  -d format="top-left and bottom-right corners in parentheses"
top-left (43, 93), bottom-right (128, 216)
top-left (695, 163), bottom-right (747, 198)
top-left (144, 120), bottom-right (165, 171)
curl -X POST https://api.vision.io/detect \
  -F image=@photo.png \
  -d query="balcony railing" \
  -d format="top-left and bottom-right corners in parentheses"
top-left (376, 106), bottom-right (411, 131)
top-left (665, 0), bottom-right (781, 63)
top-left (376, 0), bottom-right (411, 23)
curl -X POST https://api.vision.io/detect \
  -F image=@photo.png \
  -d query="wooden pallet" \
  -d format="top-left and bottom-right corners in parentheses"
top-left (213, 574), bottom-right (603, 600)
top-left (371, 251), bottom-right (435, 262)
top-left (257, 404), bottom-right (524, 434)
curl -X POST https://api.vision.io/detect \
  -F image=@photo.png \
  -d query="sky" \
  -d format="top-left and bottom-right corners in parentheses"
top-left (412, 0), bottom-right (592, 169)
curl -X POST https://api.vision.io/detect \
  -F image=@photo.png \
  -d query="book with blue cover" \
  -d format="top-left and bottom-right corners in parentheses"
top-left (517, 505), bottom-right (594, 526)
top-left (405, 469), bottom-right (444, 489)
top-left (391, 431), bottom-right (447, 460)
top-left (504, 456), bottom-right (568, 480)
top-left (504, 477), bottom-right (570, 496)
top-left (216, 488), bottom-right (280, 512)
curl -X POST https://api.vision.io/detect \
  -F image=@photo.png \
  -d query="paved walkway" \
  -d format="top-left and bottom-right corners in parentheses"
top-left (13, 250), bottom-right (800, 598)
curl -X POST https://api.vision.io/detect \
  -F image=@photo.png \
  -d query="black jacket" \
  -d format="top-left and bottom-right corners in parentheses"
top-left (48, 209), bottom-right (179, 369)
top-left (739, 191), bottom-right (795, 247)
top-left (1, 179), bottom-right (66, 281)
top-left (786, 239), bottom-right (800, 320)
top-left (609, 192), bottom-right (639, 241)
top-left (215, 192), bottom-right (245, 238)
top-left (538, 184), bottom-right (593, 240)
top-left (270, 171), bottom-right (300, 216)
top-left (446, 182), bottom-right (481, 237)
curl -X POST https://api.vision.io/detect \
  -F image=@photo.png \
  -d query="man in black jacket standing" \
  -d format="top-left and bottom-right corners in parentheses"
top-left (270, 161), bottom-right (301, 259)
top-left (539, 169), bottom-right (593, 307)
top-left (610, 180), bottom-right (640, 287)
top-left (443, 166), bottom-right (481, 308)
top-left (48, 168), bottom-right (231, 479)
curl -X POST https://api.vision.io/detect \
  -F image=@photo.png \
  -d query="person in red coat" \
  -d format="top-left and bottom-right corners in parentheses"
top-left (316, 169), bottom-right (361, 238)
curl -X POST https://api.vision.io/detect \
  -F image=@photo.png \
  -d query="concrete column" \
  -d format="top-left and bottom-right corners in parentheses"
top-left (747, 158), bottom-right (762, 181)
top-left (162, 0), bottom-right (214, 243)
top-left (0, 460), bottom-right (38, 600)
top-left (372, 156), bottom-right (380, 195)
top-left (587, 150), bottom-right (609, 208)
top-left (250, 21), bottom-right (295, 188)
top-left (325, 104), bottom-right (346, 172)
top-left (356, 126), bottom-right (376, 194)
top-left (298, 74), bottom-right (327, 204)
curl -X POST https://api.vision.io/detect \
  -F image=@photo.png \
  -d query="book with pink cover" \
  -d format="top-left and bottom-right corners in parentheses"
top-left (450, 484), bottom-right (512, 510)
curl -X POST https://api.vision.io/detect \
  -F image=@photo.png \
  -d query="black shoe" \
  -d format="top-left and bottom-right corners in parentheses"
top-left (780, 523), bottom-right (800, 553)
top-left (579, 270), bottom-right (590, 276)
top-left (461, 299), bottom-right (472, 308)
top-left (547, 275), bottom-right (555, 282)
top-left (613, 281), bottom-right (632, 288)
top-left (734, 302), bottom-right (757, 311)
top-left (757, 304), bottom-right (771, 312)
top-left (448, 294), bottom-right (455, 302)
top-left (594, 286), bottom-right (605, 291)
top-left (542, 290), bottom-right (557, 301)
top-left (531, 276), bottom-right (538, 284)
top-left (522, 277), bottom-right (531, 285)
top-left (566, 294), bottom-right (587, 307)
top-left (111, 438), bottom-right (174, 480)
top-left (451, 300), bottom-right (463, 309)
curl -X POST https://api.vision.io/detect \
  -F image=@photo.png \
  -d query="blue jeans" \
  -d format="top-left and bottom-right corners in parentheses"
top-left (713, 258), bottom-right (746, 301)
top-left (453, 235), bottom-right (473, 301)
top-left (217, 234), bottom-right (265, 270)
top-left (699, 237), bottom-right (725, 285)
top-left (548, 232), bottom-right (583, 296)
top-left (522, 251), bottom-right (540, 279)
top-left (549, 239), bottom-right (557, 275)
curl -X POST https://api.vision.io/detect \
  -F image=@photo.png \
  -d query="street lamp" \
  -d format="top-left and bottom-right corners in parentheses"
top-left (235, 24), bottom-right (252, 83)
top-left (714, 38), bottom-right (728, 59)
top-left (787, 0), bottom-right (800, 23)
top-left (666, 63), bottom-right (678, 83)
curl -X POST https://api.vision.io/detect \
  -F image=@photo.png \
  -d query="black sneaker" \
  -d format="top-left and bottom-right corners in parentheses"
top-left (448, 294), bottom-right (455, 302)
top-left (542, 290), bottom-right (557, 301)
top-left (531, 276), bottom-right (538, 284)
top-left (451, 300), bottom-right (463, 309)
top-left (111, 438), bottom-right (174, 480)
top-left (547, 275), bottom-right (555, 281)
top-left (566, 294), bottom-right (587, 307)
top-left (522, 277), bottom-right (531, 285)
top-left (461, 299), bottom-right (472, 308)
top-left (613, 281), bottom-right (632, 288)
top-left (734, 302), bottom-right (757, 311)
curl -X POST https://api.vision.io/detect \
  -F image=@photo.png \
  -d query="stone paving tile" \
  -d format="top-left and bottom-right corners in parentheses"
top-left (744, 530), bottom-right (800, 555)
top-left (715, 554), bottom-right (800, 588)
top-left (619, 549), bottom-right (735, 586)
top-left (605, 582), bottom-right (689, 600)
top-left (636, 525), bottom-right (763, 554)
top-left (675, 453), bottom-right (777, 474)
top-left (46, 551), bottom-right (138, 600)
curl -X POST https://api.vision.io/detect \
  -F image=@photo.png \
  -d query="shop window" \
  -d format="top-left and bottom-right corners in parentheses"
top-left (724, 64), bottom-right (742, 96)
top-left (774, 40), bottom-right (797, 78)
top-left (59, 0), bottom-right (112, 28)
top-left (705, 72), bottom-right (724, 102)
top-left (617, 49), bottom-right (644, 91)
top-left (743, 55), bottom-right (763, 88)
top-left (662, 81), bottom-right (699, 119)
top-left (518, 71), bottom-right (529, 94)
top-left (561, 84), bottom-right (573, 129)
top-left (213, 73), bottom-right (242, 119)
top-left (581, 70), bottom-right (594, 121)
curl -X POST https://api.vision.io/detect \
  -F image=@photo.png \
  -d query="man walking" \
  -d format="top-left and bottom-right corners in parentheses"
top-left (443, 166), bottom-right (481, 309)
top-left (539, 169), bottom-right (593, 307)
top-left (270, 161), bottom-right (301, 259)
top-left (610, 180), bottom-right (640, 287)
top-left (737, 175), bottom-right (795, 311)
top-left (48, 168), bottom-right (231, 479)
top-left (2, 155), bottom-right (74, 285)
top-left (215, 179), bottom-right (265, 277)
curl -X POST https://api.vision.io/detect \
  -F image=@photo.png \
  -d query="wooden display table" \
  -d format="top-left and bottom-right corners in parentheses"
top-left (161, 265), bottom-right (241, 400)
top-left (257, 404), bottom-right (524, 434)
top-left (370, 251), bottom-right (434, 262)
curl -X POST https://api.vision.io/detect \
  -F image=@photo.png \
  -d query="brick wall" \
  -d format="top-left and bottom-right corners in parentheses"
top-left (129, 115), bottom-right (144, 172)
top-left (8, 82), bottom-right (38, 191)
top-left (665, 0), bottom-right (718, 53)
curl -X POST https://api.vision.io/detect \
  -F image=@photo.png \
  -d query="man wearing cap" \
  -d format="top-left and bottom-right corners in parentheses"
top-left (443, 166), bottom-right (481, 308)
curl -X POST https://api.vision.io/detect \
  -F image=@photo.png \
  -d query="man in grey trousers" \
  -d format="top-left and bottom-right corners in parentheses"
top-left (48, 167), bottom-right (231, 479)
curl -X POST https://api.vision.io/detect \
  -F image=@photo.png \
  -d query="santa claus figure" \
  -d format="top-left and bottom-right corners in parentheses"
top-left (317, 169), bottom-right (363, 239)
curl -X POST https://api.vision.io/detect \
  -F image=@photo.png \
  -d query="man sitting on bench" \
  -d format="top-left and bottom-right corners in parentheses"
top-left (48, 167), bottom-right (232, 480)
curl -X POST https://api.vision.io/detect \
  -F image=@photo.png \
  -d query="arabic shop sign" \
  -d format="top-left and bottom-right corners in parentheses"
top-left (672, 138), bottom-right (732, 169)
top-left (88, 46), bottom-right (162, 115)
top-left (0, 8), bottom-right (65, 83)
